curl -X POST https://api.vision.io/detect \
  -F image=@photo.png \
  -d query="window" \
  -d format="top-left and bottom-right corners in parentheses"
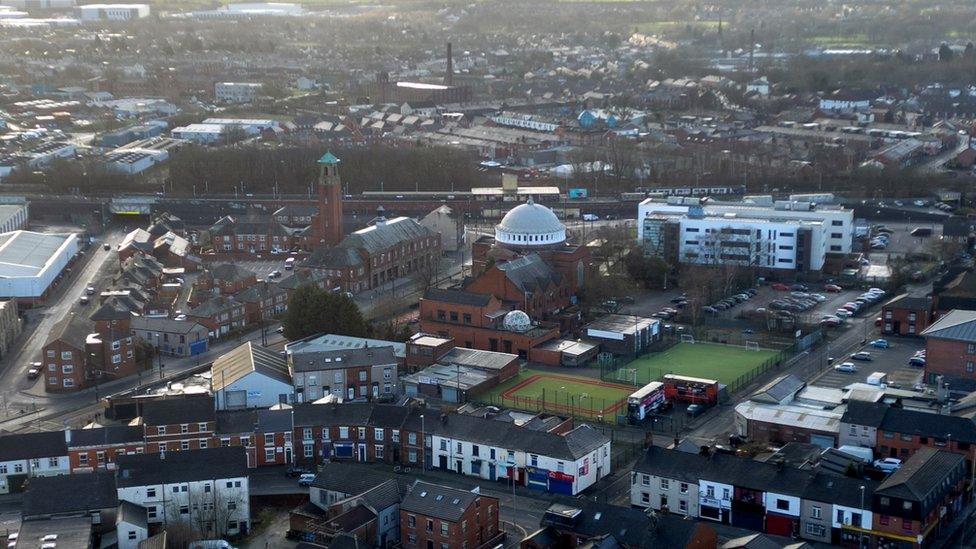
top-left (426, 519), bottom-right (434, 532)
top-left (204, 484), bottom-right (211, 493)
top-left (408, 515), bottom-right (416, 527)
top-left (147, 506), bottom-right (157, 520)
top-left (198, 422), bottom-right (208, 432)
top-left (530, 454), bottom-right (538, 467)
top-left (63, 379), bottom-right (74, 388)
top-left (641, 492), bottom-right (650, 504)
top-left (969, 343), bottom-right (976, 354)
top-left (968, 361), bottom-right (974, 374)
top-left (679, 500), bottom-right (688, 512)
top-left (375, 445), bottom-right (384, 459)
top-left (303, 428), bottom-right (313, 440)
top-left (679, 483), bottom-right (688, 494)
top-left (358, 427), bottom-right (366, 439)
top-left (805, 523), bottom-right (826, 537)
top-left (264, 433), bottom-right (274, 445)
top-left (265, 448), bottom-right (275, 461)
top-left (61, 351), bottom-right (72, 360)
top-left (334, 372), bottom-right (342, 384)
top-left (812, 506), bottom-right (821, 519)
top-left (358, 370), bottom-right (367, 382)
top-left (408, 433), bottom-right (417, 445)
top-left (832, 220), bottom-right (843, 226)
top-left (180, 440), bottom-right (189, 451)
top-left (61, 364), bottom-right (73, 374)
top-left (775, 499), bottom-right (789, 511)
top-left (181, 424), bottom-right (189, 434)
top-left (48, 457), bottom-right (58, 467)
top-left (392, 430), bottom-right (400, 443)
top-left (836, 509), bottom-right (844, 524)
top-left (340, 427), bottom-right (349, 439)
top-left (375, 428), bottom-right (384, 441)
top-left (440, 522), bottom-right (449, 536)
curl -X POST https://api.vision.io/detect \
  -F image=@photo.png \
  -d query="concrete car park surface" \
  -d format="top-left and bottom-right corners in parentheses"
top-left (812, 335), bottom-right (925, 390)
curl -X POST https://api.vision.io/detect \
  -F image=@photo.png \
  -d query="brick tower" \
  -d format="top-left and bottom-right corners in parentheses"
top-left (315, 151), bottom-right (343, 246)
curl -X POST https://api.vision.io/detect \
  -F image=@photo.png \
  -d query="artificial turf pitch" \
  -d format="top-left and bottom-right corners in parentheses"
top-left (625, 342), bottom-right (779, 386)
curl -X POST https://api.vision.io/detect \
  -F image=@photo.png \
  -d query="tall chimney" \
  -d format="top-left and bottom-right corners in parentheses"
top-left (445, 42), bottom-right (454, 86)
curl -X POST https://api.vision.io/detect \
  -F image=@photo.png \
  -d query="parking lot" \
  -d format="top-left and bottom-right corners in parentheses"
top-left (813, 335), bottom-right (925, 390)
top-left (863, 221), bottom-right (942, 259)
top-left (222, 259), bottom-right (292, 280)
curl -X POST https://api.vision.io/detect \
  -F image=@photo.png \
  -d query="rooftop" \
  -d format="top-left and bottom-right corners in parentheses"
top-left (116, 446), bottom-right (248, 487)
top-left (400, 481), bottom-right (484, 522)
top-left (0, 230), bottom-right (76, 278)
top-left (212, 342), bottom-right (291, 391)
top-left (920, 309), bottom-right (976, 342)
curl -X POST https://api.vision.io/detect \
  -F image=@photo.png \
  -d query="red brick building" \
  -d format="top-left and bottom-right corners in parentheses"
top-left (186, 295), bottom-right (247, 338)
top-left (304, 211), bottom-right (440, 295)
top-left (236, 281), bottom-right (288, 323)
top-left (920, 309), bottom-right (976, 385)
top-left (880, 294), bottom-right (932, 337)
top-left (195, 263), bottom-right (258, 296)
top-left (419, 288), bottom-right (559, 359)
top-left (400, 481), bottom-right (500, 549)
top-left (67, 425), bottom-right (145, 472)
top-left (141, 396), bottom-right (217, 453)
top-left (40, 298), bottom-right (140, 393)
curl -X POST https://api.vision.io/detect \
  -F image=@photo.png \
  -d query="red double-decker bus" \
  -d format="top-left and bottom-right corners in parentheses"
top-left (663, 374), bottom-right (719, 405)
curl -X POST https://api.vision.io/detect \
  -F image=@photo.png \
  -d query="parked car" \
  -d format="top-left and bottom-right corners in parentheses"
top-left (908, 356), bottom-right (926, 367)
top-left (27, 366), bottom-right (40, 380)
top-left (875, 316), bottom-right (883, 327)
top-left (873, 458), bottom-right (902, 473)
top-left (103, 243), bottom-right (111, 251)
top-left (835, 309), bottom-right (852, 318)
top-left (85, 286), bottom-right (96, 295)
top-left (851, 351), bottom-right (873, 361)
top-left (686, 404), bottom-right (705, 417)
top-left (298, 473), bottom-right (317, 487)
top-left (870, 339), bottom-right (890, 349)
top-left (824, 284), bottom-right (843, 292)
top-left (790, 284), bottom-right (809, 291)
top-left (703, 306), bottom-right (717, 314)
top-left (834, 362), bottom-right (858, 373)
top-left (771, 283), bottom-right (790, 291)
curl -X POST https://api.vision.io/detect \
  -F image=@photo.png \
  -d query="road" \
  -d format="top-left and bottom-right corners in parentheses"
top-left (0, 229), bottom-right (123, 415)
top-left (919, 138), bottom-right (970, 173)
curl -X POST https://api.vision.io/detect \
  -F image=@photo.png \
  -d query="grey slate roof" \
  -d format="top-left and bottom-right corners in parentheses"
top-left (90, 297), bottom-right (137, 321)
top-left (140, 396), bottom-right (215, 425)
top-left (212, 341), bottom-right (292, 390)
top-left (342, 217), bottom-right (433, 255)
top-left (876, 447), bottom-right (965, 501)
top-left (22, 470), bottom-right (118, 517)
top-left (840, 400), bottom-right (889, 428)
top-left (188, 295), bottom-right (241, 318)
top-left (497, 253), bottom-right (560, 293)
top-left (883, 294), bottom-right (932, 311)
top-left (801, 472), bottom-right (877, 508)
top-left (45, 312), bottom-right (95, 350)
top-left (879, 406), bottom-right (976, 443)
top-left (116, 446), bottom-right (248, 487)
top-left (278, 269), bottom-right (328, 290)
top-left (67, 425), bottom-right (144, 448)
top-left (0, 431), bottom-right (68, 462)
top-left (920, 309), bottom-right (976, 341)
top-left (424, 287), bottom-right (493, 307)
top-left (216, 409), bottom-right (258, 435)
top-left (130, 316), bottom-right (206, 335)
top-left (400, 481), bottom-right (482, 522)
top-left (291, 345), bottom-right (398, 373)
top-left (209, 263), bottom-right (256, 282)
top-left (310, 461), bottom-right (391, 495)
top-left (303, 245), bottom-right (364, 269)
top-left (634, 446), bottom-right (815, 496)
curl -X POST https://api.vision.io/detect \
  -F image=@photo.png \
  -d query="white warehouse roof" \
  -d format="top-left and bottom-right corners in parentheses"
top-left (0, 231), bottom-right (76, 278)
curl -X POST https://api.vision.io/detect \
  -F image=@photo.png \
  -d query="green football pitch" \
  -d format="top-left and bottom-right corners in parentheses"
top-left (622, 342), bottom-right (780, 386)
top-left (480, 370), bottom-right (634, 417)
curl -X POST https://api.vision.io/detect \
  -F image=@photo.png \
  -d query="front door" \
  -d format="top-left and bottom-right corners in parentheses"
top-left (284, 447), bottom-right (292, 464)
top-left (439, 455), bottom-right (448, 469)
top-left (358, 444), bottom-right (366, 462)
top-left (456, 459), bottom-right (462, 473)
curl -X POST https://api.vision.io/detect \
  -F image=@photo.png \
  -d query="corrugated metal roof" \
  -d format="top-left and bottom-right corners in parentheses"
top-left (920, 309), bottom-right (976, 342)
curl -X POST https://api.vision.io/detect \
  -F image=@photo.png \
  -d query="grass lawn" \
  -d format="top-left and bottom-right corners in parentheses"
top-left (623, 342), bottom-right (779, 386)
top-left (479, 370), bottom-right (633, 417)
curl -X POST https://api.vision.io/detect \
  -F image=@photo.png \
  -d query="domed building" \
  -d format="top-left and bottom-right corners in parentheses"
top-left (494, 197), bottom-right (567, 250)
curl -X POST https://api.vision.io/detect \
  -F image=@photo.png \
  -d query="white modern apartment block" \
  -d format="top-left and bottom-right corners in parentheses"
top-left (115, 447), bottom-right (251, 537)
top-left (639, 197), bottom-right (854, 273)
top-left (78, 3), bottom-right (150, 20)
top-left (214, 82), bottom-right (263, 103)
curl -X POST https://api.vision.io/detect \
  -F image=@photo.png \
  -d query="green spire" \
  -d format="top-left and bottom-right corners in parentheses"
top-left (317, 151), bottom-right (340, 164)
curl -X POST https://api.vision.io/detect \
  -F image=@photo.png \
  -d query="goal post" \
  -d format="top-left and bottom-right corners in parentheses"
top-left (745, 341), bottom-right (762, 352)
top-left (680, 334), bottom-right (696, 344)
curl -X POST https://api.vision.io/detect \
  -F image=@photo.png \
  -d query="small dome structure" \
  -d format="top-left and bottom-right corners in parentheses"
top-left (495, 197), bottom-right (566, 248)
top-left (503, 310), bottom-right (532, 332)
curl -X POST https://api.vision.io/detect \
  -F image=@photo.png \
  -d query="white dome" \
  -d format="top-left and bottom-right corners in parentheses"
top-left (503, 310), bottom-right (532, 332)
top-left (495, 197), bottom-right (566, 247)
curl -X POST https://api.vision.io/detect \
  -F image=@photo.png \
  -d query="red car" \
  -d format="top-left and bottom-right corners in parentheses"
top-left (824, 284), bottom-right (843, 292)
top-left (771, 283), bottom-right (790, 291)
top-left (875, 316), bottom-right (883, 327)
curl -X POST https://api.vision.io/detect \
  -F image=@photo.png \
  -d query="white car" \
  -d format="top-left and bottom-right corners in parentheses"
top-left (873, 457), bottom-right (902, 472)
top-left (835, 309), bottom-right (852, 318)
top-left (834, 362), bottom-right (858, 373)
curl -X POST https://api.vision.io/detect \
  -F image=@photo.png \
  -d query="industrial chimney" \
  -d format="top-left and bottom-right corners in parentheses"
top-left (445, 42), bottom-right (454, 86)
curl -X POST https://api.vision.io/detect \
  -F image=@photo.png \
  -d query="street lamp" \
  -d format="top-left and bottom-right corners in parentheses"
top-left (155, 333), bottom-right (164, 380)
top-left (859, 485), bottom-right (866, 548)
top-left (420, 414), bottom-right (425, 471)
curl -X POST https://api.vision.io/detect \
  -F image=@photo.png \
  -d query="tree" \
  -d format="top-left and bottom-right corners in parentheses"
top-left (283, 283), bottom-right (368, 340)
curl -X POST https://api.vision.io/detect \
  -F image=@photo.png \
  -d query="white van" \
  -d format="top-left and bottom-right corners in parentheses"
top-left (189, 541), bottom-right (236, 549)
top-left (284, 257), bottom-right (295, 270)
top-left (582, 214), bottom-right (599, 222)
top-left (866, 372), bottom-right (888, 386)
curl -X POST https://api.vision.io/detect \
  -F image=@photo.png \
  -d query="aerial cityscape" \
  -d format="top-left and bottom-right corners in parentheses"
top-left (1, 0), bottom-right (976, 548)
